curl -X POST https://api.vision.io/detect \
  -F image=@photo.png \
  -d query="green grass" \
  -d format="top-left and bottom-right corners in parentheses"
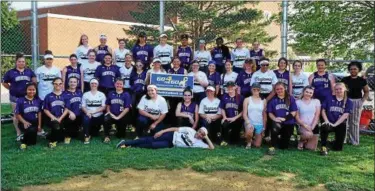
top-left (1, 104), bottom-right (374, 191)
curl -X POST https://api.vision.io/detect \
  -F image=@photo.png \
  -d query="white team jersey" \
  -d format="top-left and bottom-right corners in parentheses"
top-left (231, 48), bottom-right (250, 68)
top-left (114, 48), bottom-right (130, 67)
top-left (154, 44), bottom-right (173, 65)
top-left (82, 91), bottom-right (106, 117)
top-left (250, 70), bottom-right (278, 94)
top-left (35, 65), bottom-right (61, 100)
top-left (199, 97), bottom-right (221, 115)
top-left (119, 65), bottom-right (133, 88)
top-left (292, 72), bottom-right (309, 98)
top-left (82, 61), bottom-right (100, 82)
top-left (147, 69), bottom-right (167, 75)
top-left (188, 71), bottom-right (208, 93)
top-left (194, 50), bottom-right (212, 67)
top-left (173, 127), bottom-right (209, 149)
top-left (75, 45), bottom-right (92, 65)
top-left (137, 95), bottom-right (168, 115)
top-left (220, 71), bottom-right (238, 93)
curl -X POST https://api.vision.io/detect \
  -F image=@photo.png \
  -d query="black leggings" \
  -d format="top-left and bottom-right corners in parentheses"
top-left (270, 122), bottom-right (294, 149)
top-left (320, 123), bottom-right (346, 151)
top-left (221, 118), bottom-right (243, 144)
top-left (82, 114), bottom-right (104, 137)
top-left (104, 113), bottom-right (130, 138)
top-left (166, 97), bottom-right (180, 126)
top-left (131, 92), bottom-right (144, 126)
top-left (18, 122), bottom-right (38, 145)
top-left (46, 117), bottom-right (65, 143)
top-left (177, 117), bottom-right (194, 127)
top-left (200, 117), bottom-right (221, 144)
top-left (63, 116), bottom-right (82, 138)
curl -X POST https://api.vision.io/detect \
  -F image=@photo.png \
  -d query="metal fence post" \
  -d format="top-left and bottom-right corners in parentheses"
top-left (281, 0), bottom-right (288, 58)
top-left (159, 0), bottom-right (164, 34)
top-left (31, 1), bottom-right (39, 70)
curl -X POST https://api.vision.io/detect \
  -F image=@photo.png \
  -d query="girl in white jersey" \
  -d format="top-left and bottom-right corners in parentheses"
top-left (113, 38), bottom-right (130, 67)
top-left (194, 40), bottom-right (212, 73)
top-left (231, 38), bottom-right (250, 73)
top-left (154, 34), bottom-right (174, 71)
top-left (75, 34), bottom-right (92, 65)
top-left (291, 60), bottom-right (309, 98)
top-left (81, 50), bottom-right (100, 92)
top-left (220, 61), bottom-right (238, 95)
top-left (119, 53), bottom-right (134, 91)
top-left (188, 60), bottom-right (209, 104)
top-left (243, 83), bottom-right (267, 148)
top-left (145, 58), bottom-right (166, 85)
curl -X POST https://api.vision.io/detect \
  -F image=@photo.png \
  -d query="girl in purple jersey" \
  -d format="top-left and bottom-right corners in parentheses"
top-left (130, 61), bottom-right (147, 126)
top-left (207, 61), bottom-right (221, 96)
top-left (267, 82), bottom-right (298, 155)
top-left (176, 88), bottom-right (199, 129)
top-left (176, 34), bottom-right (193, 71)
top-left (250, 39), bottom-right (265, 70)
top-left (308, 59), bottom-right (335, 104)
top-left (236, 59), bottom-right (256, 98)
top-left (15, 83), bottom-right (42, 150)
top-left (62, 77), bottom-right (83, 144)
top-left (2, 53), bottom-right (37, 141)
top-left (94, 53), bottom-right (121, 95)
top-left (168, 57), bottom-right (187, 75)
top-left (320, 83), bottom-right (353, 155)
top-left (131, 31), bottom-right (154, 70)
top-left (274, 57), bottom-right (293, 95)
top-left (43, 77), bottom-right (69, 148)
top-left (62, 54), bottom-right (83, 91)
top-left (94, 34), bottom-right (112, 63)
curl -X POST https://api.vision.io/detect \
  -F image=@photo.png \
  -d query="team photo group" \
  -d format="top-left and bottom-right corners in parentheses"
top-left (2, 31), bottom-right (370, 156)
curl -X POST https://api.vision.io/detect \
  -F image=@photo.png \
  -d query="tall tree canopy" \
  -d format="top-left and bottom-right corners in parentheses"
top-left (1, 1), bottom-right (25, 54)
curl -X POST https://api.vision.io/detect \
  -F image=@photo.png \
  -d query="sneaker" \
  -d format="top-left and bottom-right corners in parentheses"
top-left (16, 134), bottom-right (24, 142)
top-left (99, 126), bottom-right (104, 132)
top-left (64, 137), bottom-right (71, 144)
top-left (290, 136), bottom-right (296, 142)
top-left (84, 136), bottom-right (90, 144)
top-left (37, 129), bottom-right (47, 137)
top-left (245, 143), bottom-right (252, 149)
top-left (220, 141), bottom-right (228, 146)
top-left (20, 144), bottom-right (27, 150)
top-left (103, 137), bottom-right (111, 144)
top-left (134, 136), bottom-right (139, 140)
top-left (264, 136), bottom-right (271, 142)
top-left (320, 146), bottom-right (328, 156)
top-left (268, 147), bottom-right (276, 155)
top-left (116, 140), bottom-right (126, 149)
top-left (49, 142), bottom-right (57, 148)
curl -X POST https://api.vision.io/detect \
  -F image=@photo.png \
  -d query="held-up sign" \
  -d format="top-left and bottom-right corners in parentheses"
top-left (150, 73), bottom-right (194, 97)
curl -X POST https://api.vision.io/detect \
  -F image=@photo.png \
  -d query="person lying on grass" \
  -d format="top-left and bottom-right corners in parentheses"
top-left (116, 127), bottom-right (215, 150)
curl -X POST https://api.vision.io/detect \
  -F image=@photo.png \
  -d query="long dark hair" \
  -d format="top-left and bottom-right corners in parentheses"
top-left (25, 82), bottom-right (38, 98)
top-left (300, 85), bottom-right (315, 100)
top-left (275, 82), bottom-right (291, 108)
top-left (277, 57), bottom-right (288, 68)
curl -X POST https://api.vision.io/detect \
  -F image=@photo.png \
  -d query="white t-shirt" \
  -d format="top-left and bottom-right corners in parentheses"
top-left (173, 127), bottom-right (209, 148)
top-left (154, 44), bottom-right (173, 65)
top-left (119, 65), bottom-right (133, 88)
top-left (194, 50), bottom-right (212, 67)
top-left (199, 97), bottom-right (221, 114)
top-left (231, 48), bottom-right (250, 68)
top-left (220, 71), bottom-right (238, 93)
top-left (292, 72), bottom-right (309, 98)
top-left (82, 91), bottom-right (106, 117)
top-left (147, 69), bottom-right (167, 75)
top-left (188, 71), bottom-right (208, 93)
top-left (114, 48), bottom-right (130, 67)
top-left (75, 45), bottom-right (92, 65)
top-left (82, 61), bottom-right (101, 82)
top-left (137, 95), bottom-right (168, 115)
top-left (247, 97), bottom-right (265, 126)
top-left (296, 99), bottom-right (321, 127)
top-left (250, 70), bottom-right (278, 94)
top-left (35, 65), bottom-right (61, 100)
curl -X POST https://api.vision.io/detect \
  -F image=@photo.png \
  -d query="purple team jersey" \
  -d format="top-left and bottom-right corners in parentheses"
top-left (131, 44), bottom-right (154, 69)
top-left (96, 45), bottom-right (109, 62)
top-left (311, 72), bottom-right (332, 103)
top-left (211, 47), bottom-right (230, 67)
top-left (63, 90), bottom-right (83, 116)
top-left (43, 92), bottom-right (66, 118)
top-left (15, 97), bottom-right (42, 123)
top-left (220, 93), bottom-right (244, 118)
top-left (65, 65), bottom-right (82, 90)
top-left (2, 68), bottom-right (36, 97)
top-left (168, 67), bottom-right (185, 74)
top-left (177, 46), bottom-right (193, 68)
top-left (130, 70), bottom-right (147, 94)
top-left (207, 72), bottom-right (221, 86)
top-left (274, 70), bottom-right (290, 88)
top-left (267, 96), bottom-right (298, 125)
top-left (180, 102), bottom-right (197, 119)
top-left (106, 91), bottom-right (132, 116)
top-left (95, 65), bottom-right (121, 89)
top-left (250, 49), bottom-right (263, 70)
top-left (322, 96), bottom-right (353, 123)
top-left (236, 71), bottom-right (253, 96)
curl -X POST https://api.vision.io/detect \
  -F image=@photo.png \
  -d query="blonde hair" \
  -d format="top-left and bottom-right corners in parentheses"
top-left (335, 82), bottom-right (348, 109)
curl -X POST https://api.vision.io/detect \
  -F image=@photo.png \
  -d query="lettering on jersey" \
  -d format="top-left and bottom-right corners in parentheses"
top-left (208, 79), bottom-right (215, 85)
top-left (39, 73), bottom-right (58, 81)
top-left (24, 106), bottom-right (39, 113)
top-left (86, 100), bottom-right (102, 107)
top-left (182, 111), bottom-right (194, 118)
top-left (178, 52), bottom-right (190, 57)
top-left (144, 106), bottom-right (161, 115)
top-left (225, 103), bottom-right (239, 110)
top-left (203, 105), bottom-right (219, 114)
top-left (313, 77), bottom-right (329, 83)
top-left (116, 58), bottom-right (125, 62)
top-left (68, 73), bottom-right (81, 79)
top-left (111, 98), bottom-right (124, 106)
top-left (278, 78), bottom-right (289, 85)
top-left (51, 100), bottom-right (65, 107)
top-left (276, 103), bottom-right (288, 110)
top-left (214, 53), bottom-right (223, 58)
top-left (244, 78), bottom-right (251, 85)
top-left (70, 97), bottom-right (81, 104)
top-left (84, 68), bottom-right (96, 75)
top-left (330, 106), bottom-right (344, 113)
top-left (135, 79), bottom-right (145, 84)
top-left (255, 77), bottom-right (272, 85)
top-left (97, 50), bottom-right (107, 54)
top-left (15, 76), bottom-right (31, 82)
top-left (181, 132), bottom-right (193, 146)
top-left (102, 71), bottom-right (115, 77)
top-left (234, 55), bottom-right (246, 61)
top-left (137, 50), bottom-right (149, 56)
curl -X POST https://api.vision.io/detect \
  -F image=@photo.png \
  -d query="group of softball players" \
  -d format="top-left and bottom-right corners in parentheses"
top-left (2, 32), bottom-right (370, 155)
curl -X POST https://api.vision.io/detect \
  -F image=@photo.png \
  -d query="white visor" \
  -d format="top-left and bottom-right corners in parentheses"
top-left (44, 54), bottom-right (54, 59)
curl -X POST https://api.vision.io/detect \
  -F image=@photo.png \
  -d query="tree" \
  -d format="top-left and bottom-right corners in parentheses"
top-left (125, 1), bottom-right (278, 57)
top-left (289, 2), bottom-right (375, 60)
top-left (1, 1), bottom-right (25, 54)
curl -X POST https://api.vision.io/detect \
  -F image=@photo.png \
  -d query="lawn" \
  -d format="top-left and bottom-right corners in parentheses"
top-left (1, 104), bottom-right (374, 191)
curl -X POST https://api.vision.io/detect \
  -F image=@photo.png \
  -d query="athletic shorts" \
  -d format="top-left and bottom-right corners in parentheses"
top-left (245, 123), bottom-right (264, 135)
top-left (10, 95), bottom-right (18, 104)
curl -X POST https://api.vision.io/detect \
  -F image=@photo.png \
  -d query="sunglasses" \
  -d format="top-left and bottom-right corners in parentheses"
top-left (46, 58), bottom-right (53, 60)
top-left (261, 64), bottom-right (269, 67)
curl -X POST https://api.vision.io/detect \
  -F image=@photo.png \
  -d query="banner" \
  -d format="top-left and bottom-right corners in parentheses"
top-left (150, 73), bottom-right (194, 97)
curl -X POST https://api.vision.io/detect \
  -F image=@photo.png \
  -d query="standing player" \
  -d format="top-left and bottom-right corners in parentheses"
top-left (220, 61), bottom-right (238, 95)
top-left (249, 39), bottom-right (265, 70)
top-left (308, 59), bottom-right (335, 105)
top-left (2, 53), bottom-right (37, 141)
top-left (129, 61), bottom-right (147, 126)
top-left (113, 38), bottom-right (130, 67)
top-left (94, 53), bottom-right (121, 95)
top-left (176, 34), bottom-right (193, 71)
top-left (81, 50), bottom-right (100, 92)
top-left (62, 54), bottom-right (83, 91)
top-left (274, 57), bottom-right (293, 95)
top-left (119, 53), bottom-right (134, 92)
top-left (154, 34), bottom-right (174, 71)
top-left (94, 34), bottom-right (112, 63)
top-left (194, 40), bottom-right (212, 73)
top-left (211, 37), bottom-right (231, 74)
top-left (131, 31), bottom-right (154, 70)
top-left (207, 61), bottom-right (221, 96)
top-left (145, 58), bottom-right (167, 85)
top-left (250, 58), bottom-right (278, 101)
top-left (291, 60), bottom-right (309, 98)
top-left (188, 61), bottom-right (209, 104)
top-left (236, 59), bottom-right (256, 98)
top-left (75, 34), bottom-right (91, 65)
top-left (231, 38), bottom-right (250, 73)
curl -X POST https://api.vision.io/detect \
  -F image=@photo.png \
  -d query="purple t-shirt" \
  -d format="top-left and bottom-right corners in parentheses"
top-left (220, 93), bottom-right (244, 118)
top-left (274, 70), bottom-right (290, 88)
top-left (168, 67), bottom-right (185, 74)
top-left (63, 90), bottom-right (83, 116)
top-left (311, 72), bottom-right (332, 103)
top-left (43, 92), bottom-right (66, 118)
top-left (64, 65), bottom-right (82, 90)
top-left (94, 64), bottom-right (121, 89)
top-left (2, 68), bottom-right (36, 97)
top-left (236, 71), bottom-right (253, 95)
top-left (15, 97), bottom-right (42, 123)
top-left (207, 72), bottom-right (221, 86)
top-left (180, 102), bottom-right (197, 120)
top-left (322, 96), bottom-right (353, 123)
top-left (267, 96), bottom-right (298, 125)
top-left (96, 45), bottom-right (109, 63)
top-left (177, 46), bottom-right (193, 67)
top-left (250, 49), bottom-right (263, 70)
top-left (211, 47), bottom-right (230, 67)
top-left (130, 70), bottom-right (147, 94)
top-left (131, 44), bottom-right (154, 68)
top-left (106, 91), bottom-right (132, 116)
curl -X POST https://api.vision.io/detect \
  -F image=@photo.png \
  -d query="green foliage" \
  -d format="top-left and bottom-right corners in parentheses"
top-left (289, 2), bottom-right (375, 60)
top-left (1, 56), bottom-right (35, 76)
